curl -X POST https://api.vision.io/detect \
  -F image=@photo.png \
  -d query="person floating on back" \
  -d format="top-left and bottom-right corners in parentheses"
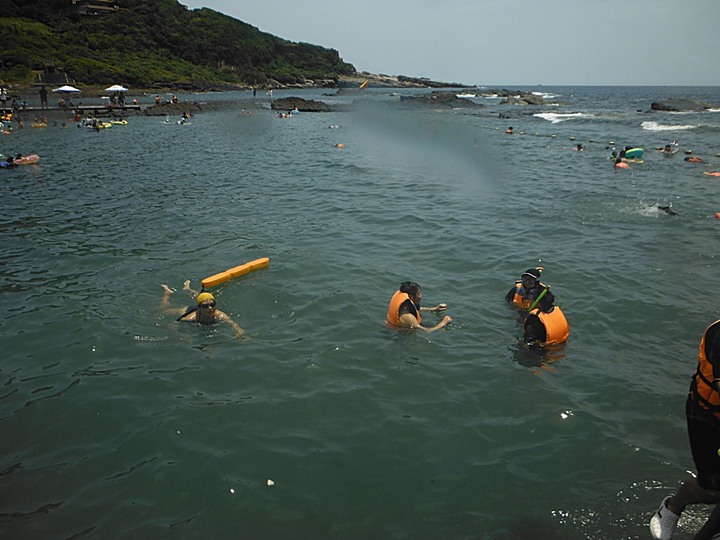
top-left (506, 267), bottom-right (547, 310)
top-left (160, 280), bottom-right (244, 338)
top-left (386, 281), bottom-right (452, 332)
top-left (523, 290), bottom-right (569, 347)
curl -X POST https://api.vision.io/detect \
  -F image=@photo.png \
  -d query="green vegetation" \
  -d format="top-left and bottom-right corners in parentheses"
top-left (0, 0), bottom-right (356, 88)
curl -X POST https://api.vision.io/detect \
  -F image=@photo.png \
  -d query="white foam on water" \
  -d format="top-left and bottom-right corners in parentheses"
top-left (641, 121), bottom-right (696, 131)
top-left (534, 112), bottom-right (589, 124)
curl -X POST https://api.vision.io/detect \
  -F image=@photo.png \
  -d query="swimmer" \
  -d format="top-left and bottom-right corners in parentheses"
top-left (614, 158), bottom-right (629, 169)
top-left (386, 281), bottom-right (452, 332)
top-left (523, 290), bottom-right (569, 347)
top-left (160, 281), bottom-right (244, 338)
top-left (658, 205), bottom-right (678, 216)
top-left (506, 267), bottom-right (547, 310)
top-left (684, 156), bottom-right (704, 163)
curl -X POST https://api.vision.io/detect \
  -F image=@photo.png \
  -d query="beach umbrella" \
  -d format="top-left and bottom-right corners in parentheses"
top-left (105, 84), bottom-right (128, 92)
top-left (52, 85), bottom-right (81, 93)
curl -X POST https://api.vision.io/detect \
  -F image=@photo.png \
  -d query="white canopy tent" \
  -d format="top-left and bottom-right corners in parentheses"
top-left (52, 85), bottom-right (81, 93)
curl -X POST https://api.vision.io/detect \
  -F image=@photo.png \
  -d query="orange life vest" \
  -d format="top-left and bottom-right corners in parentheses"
top-left (386, 290), bottom-right (420, 326)
top-left (690, 320), bottom-right (720, 418)
top-left (511, 282), bottom-right (548, 310)
top-left (530, 306), bottom-right (570, 345)
top-left (511, 283), bottom-right (532, 309)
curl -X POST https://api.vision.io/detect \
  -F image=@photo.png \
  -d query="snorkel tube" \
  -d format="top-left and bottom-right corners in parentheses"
top-left (528, 287), bottom-right (548, 312)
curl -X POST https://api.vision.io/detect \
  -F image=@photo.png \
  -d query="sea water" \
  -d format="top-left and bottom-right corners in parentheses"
top-left (1, 86), bottom-right (720, 539)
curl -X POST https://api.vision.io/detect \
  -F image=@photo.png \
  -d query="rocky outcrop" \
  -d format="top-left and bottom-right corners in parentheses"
top-left (141, 102), bottom-right (204, 116)
top-left (337, 72), bottom-right (471, 89)
top-left (650, 98), bottom-right (719, 112)
top-left (271, 97), bottom-right (337, 112)
top-left (398, 91), bottom-right (485, 109)
top-left (484, 89), bottom-right (546, 106)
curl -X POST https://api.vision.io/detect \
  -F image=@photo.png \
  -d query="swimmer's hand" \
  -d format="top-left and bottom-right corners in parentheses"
top-left (183, 279), bottom-right (191, 291)
top-left (161, 283), bottom-right (175, 294)
top-left (442, 315), bottom-right (453, 325)
top-left (434, 303), bottom-right (448, 312)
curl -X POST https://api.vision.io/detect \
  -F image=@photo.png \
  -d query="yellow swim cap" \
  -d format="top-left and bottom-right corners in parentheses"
top-left (197, 292), bottom-right (215, 305)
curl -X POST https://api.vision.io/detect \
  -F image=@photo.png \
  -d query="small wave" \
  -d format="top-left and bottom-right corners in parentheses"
top-left (533, 112), bottom-right (589, 124)
top-left (641, 121), bottom-right (696, 131)
top-left (532, 91), bottom-right (560, 99)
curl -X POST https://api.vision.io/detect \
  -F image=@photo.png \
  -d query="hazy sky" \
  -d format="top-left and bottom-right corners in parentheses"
top-left (182, 0), bottom-right (719, 86)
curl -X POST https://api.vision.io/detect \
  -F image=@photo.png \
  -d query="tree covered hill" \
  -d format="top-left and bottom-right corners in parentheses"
top-left (0, 0), bottom-right (357, 89)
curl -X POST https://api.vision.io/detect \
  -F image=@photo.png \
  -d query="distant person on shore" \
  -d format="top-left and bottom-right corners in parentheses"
top-left (39, 87), bottom-right (48, 110)
top-left (523, 290), bottom-right (569, 347)
top-left (386, 281), bottom-right (452, 332)
top-left (506, 267), bottom-right (547, 310)
top-left (649, 319), bottom-right (720, 540)
top-left (160, 280), bottom-right (244, 338)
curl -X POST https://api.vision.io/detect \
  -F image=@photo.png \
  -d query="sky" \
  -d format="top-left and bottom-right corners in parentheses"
top-left (181, 0), bottom-right (720, 86)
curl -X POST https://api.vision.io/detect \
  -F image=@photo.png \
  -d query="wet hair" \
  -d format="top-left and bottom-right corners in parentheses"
top-left (399, 281), bottom-right (421, 297)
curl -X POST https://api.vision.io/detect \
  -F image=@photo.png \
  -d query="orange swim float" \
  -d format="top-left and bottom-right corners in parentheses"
top-left (201, 257), bottom-right (270, 288)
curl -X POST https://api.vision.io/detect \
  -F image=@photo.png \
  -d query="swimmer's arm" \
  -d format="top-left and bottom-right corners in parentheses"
top-left (216, 311), bottom-right (245, 339)
top-left (420, 303), bottom-right (448, 313)
top-left (398, 312), bottom-right (452, 333)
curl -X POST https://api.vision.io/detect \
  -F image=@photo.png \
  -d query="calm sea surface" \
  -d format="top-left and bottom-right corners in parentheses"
top-left (2, 86), bottom-right (720, 539)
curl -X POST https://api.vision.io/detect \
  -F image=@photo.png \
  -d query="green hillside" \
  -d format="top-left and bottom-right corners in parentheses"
top-left (0, 0), bottom-right (357, 88)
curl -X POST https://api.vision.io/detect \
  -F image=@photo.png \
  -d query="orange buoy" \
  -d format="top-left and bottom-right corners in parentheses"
top-left (201, 257), bottom-right (270, 288)
top-left (715, 212), bottom-right (720, 220)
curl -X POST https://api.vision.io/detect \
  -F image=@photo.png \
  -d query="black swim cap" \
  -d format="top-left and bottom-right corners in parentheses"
top-left (522, 268), bottom-right (541, 280)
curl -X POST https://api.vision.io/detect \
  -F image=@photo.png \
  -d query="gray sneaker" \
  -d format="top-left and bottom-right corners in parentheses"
top-left (650, 496), bottom-right (680, 540)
